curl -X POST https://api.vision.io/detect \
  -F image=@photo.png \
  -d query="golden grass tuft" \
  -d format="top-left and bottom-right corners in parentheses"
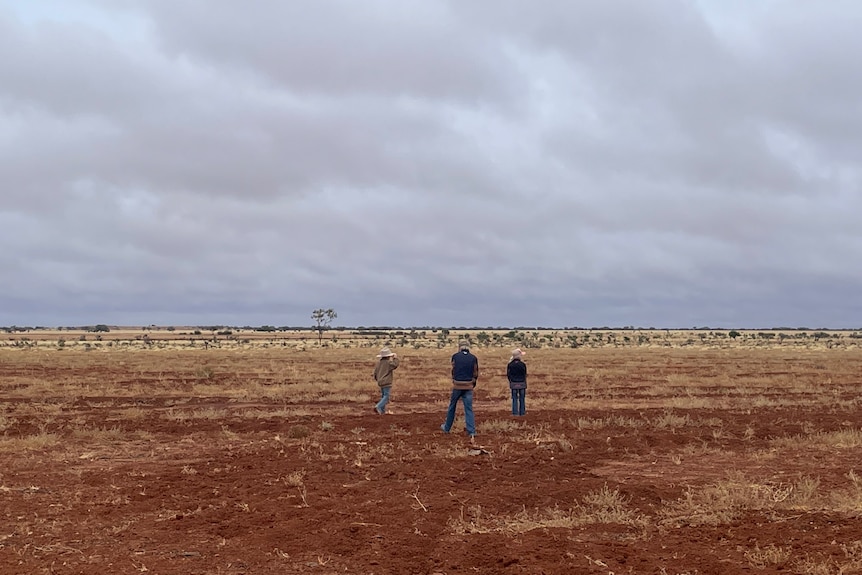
top-left (448, 484), bottom-right (647, 535)
top-left (772, 428), bottom-right (862, 450)
top-left (744, 543), bottom-right (792, 568)
top-left (659, 473), bottom-right (828, 527)
top-left (481, 419), bottom-right (525, 433)
top-left (0, 432), bottom-right (60, 452)
top-left (794, 541), bottom-right (862, 575)
top-left (70, 425), bottom-right (125, 441)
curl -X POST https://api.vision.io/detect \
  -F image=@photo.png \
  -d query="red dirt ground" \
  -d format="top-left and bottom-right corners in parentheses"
top-left (2, 347), bottom-right (862, 574)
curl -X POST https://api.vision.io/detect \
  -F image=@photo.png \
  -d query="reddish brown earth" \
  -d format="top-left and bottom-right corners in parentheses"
top-left (2, 346), bottom-right (862, 574)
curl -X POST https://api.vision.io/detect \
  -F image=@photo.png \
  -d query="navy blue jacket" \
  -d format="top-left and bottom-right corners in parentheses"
top-left (507, 358), bottom-right (527, 389)
top-left (451, 349), bottom-right (479, 386)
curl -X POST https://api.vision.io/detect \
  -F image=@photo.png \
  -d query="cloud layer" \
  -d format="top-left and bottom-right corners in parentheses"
top-left (2, 1), bottom-right (860, 328)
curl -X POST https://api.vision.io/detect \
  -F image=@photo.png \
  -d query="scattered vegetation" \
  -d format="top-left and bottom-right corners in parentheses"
top-left (1, 334), bottom-right (861, 573)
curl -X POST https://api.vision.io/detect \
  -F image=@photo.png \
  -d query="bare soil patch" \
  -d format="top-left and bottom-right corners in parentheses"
top-left (2, 344), bottom-right (862, 574)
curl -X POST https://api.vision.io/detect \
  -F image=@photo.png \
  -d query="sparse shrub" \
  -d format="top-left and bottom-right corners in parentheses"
top-left (195, 366), bottom-right (215, 380)
top-left (744, 544), bottom-right (791, 568)
top-left (653, 410), bottom-right (691, 429)
top-left (580, 484), bottom-right (638, 523)
top-left (288, 424), bottom-right (311, 439)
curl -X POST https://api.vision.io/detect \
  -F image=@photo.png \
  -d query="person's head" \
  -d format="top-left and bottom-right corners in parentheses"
top-left (377, 347), bottom-right (394, 359)
top-left (458, 340), bottom-right (469, 351)
top-left (511, 348), bottom-right (524, 360)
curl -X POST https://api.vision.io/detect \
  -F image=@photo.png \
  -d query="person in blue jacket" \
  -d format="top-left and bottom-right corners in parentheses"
top-left (507, 348), bottom-right (527, 416)
top-left (441, 340), bottom-right (479, 438)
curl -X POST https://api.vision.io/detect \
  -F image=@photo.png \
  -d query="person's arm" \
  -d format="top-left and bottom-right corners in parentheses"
top-left (390, 356), bottom-right (400, 370)
top-left (472, 357), bottom-right (479, 386)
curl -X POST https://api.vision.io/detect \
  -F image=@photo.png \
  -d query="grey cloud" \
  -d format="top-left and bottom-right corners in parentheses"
top-left (139, 0), bottom-right (516, 104)
top-left (0, 13), bottom-right (153, 118)
top-left (1, 1), bottom-right (860, 328)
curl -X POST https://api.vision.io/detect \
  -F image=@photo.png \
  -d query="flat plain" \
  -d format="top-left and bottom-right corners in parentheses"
top-left (1, 328), bottom-right (862, 574)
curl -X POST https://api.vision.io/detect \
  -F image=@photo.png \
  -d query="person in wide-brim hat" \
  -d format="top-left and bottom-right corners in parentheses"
top-left (373, 347), bottom-right (399, 414)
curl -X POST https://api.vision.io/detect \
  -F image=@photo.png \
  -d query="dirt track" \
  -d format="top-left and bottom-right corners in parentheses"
top-left (2, 346), bottom-right (862, 574)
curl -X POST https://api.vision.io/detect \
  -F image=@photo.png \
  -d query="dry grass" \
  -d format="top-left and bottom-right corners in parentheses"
top-left (652, 410), bottom-right (692, 430)
top-left (0, 431), bottom-right (60, 452)
top-left (2, 345), bottom-right (861, 409)
top-left (449, 484), bottom-right (648, 535)
top-left (794, 541), bottom-right (862, 574)
top-left (3, 337), bottom-right (862, 572)
top-left (282, 470), bottom-right (309, 507)
top-left (481, 419), bottom-right (525, 433)
top-left (69, 425), bottom-right (125, 441)
top-left (655, 471), bottom-right (862, 527)
top-left (743, 543), bottom-right (792, 569)
top-left (771, 428), bottom-right (862, 450)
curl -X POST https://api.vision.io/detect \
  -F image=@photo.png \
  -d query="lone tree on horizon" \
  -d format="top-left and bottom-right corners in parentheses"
top-left (311, 308), bottom-right (337, 344)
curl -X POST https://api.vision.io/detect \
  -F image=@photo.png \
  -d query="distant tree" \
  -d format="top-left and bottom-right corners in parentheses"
top-left (91, 324), bottom-right (110, 333)
top-left (311, 308), bottom-right (337, 344)
top-left (728, 330), bottom-right (741, 339)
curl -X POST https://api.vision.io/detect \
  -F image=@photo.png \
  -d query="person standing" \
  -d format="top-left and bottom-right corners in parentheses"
top-left (373, 347), bottom-right (399, 415)
top-left (441, 340), bottom-right (479, 438)
top-left (507, 348), bottom-right (527, 416)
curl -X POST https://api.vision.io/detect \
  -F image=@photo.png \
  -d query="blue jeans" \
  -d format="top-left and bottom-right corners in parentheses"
top-left (443, 389), bottom-right (475, 435)
top-left (375, 386), bottom-right (391, 414)
top-left (511, 388), bottom-right (526, 416)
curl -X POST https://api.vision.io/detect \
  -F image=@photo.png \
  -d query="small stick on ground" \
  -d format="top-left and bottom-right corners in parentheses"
top-left (412, 487), bottom-right (428, 512)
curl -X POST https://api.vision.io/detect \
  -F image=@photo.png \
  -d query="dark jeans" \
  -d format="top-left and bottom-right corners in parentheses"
top-left (511, 388), bottom-right (525, 416)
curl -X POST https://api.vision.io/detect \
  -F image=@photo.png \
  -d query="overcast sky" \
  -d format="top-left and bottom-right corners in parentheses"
top-left (1, 1), bottom-right (860, 329)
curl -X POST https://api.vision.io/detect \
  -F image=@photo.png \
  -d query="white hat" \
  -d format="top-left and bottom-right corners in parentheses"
top-left (377, 347), bottom-right (394, 358)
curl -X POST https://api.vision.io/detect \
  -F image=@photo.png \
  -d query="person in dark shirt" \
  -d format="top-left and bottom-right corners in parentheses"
top-left (441, 340), bottom-right (479, 438)
top-left (507, 348), bottom-right (527, 416)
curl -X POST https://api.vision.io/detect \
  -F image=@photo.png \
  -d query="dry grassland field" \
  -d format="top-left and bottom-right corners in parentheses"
top-left (2, 328), bottom-right (862, 574)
